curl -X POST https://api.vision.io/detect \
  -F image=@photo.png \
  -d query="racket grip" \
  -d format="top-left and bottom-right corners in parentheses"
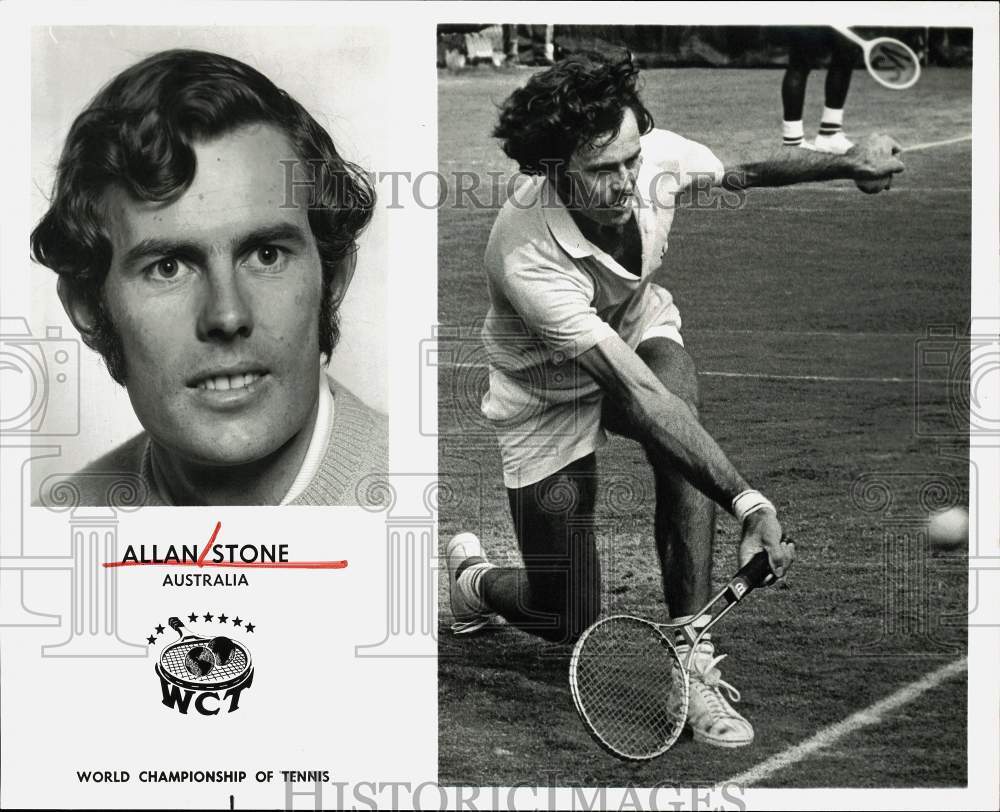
top-left (168, 617), bottom-right (184, 633)
top-left (734, 550), bottom-right (775, 593)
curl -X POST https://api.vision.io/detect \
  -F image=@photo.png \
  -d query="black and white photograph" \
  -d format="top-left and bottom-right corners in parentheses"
top-left (436, 19), bottom-right (990, 794)
top-left (0, 3), bottom-right (996, 811)
top-left (27, 27), bottom-right (389, 507)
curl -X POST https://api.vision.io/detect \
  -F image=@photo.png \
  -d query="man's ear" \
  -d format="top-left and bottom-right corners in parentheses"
top-left (327, 252), bottom-right (357, 310)
top-left (57, 276), bottom-right (101, 344)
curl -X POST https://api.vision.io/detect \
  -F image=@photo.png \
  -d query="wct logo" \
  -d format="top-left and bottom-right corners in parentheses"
top-left (152, 616), bottom-right (254, 715)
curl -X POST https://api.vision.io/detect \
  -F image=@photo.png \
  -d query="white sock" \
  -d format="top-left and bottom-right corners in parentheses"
top-left (819, 107), bottom-right (844, 135)
top-left (782, 120), bottom-right (804, 146)
top-left (457, 562), bottom-right (492, 610)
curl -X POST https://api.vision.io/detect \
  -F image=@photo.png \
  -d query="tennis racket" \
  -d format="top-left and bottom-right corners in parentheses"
top-left (568, 550), bottom-right (775, 761)
top-left (833, 26), bottom-right (921, 90)
top-left (156, 617), bottom-right (253, 692)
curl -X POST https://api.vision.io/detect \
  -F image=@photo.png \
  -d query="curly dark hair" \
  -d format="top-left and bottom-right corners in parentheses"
top-left (493, 50), bottom-right (654, 176)
top-left (30, 48), bottom-right (375, 384)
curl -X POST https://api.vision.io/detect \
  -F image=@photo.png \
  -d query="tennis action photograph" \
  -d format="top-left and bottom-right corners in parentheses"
top-left (436, 20), bottom-right (986, 790)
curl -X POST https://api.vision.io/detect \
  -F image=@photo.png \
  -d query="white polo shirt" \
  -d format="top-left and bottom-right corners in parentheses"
top-left (480, 128), bottom-right (723, 488)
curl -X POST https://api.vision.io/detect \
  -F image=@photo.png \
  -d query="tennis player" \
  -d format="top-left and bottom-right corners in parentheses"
top-left (781, 26), bottom-right (856, 153)
top-left (448, 51), bottom-right (903, 748)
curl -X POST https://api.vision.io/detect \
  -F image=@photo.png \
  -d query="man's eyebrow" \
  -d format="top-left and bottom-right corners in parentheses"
top-left (231, 223), bottom-right (309, 257)
top-left (583, 149), bottom-right (643, 172)
top-left (121, 238), bottom-right (205, 269)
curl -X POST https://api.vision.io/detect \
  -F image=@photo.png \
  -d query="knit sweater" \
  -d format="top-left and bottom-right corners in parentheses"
top-left (43, 378), bottom-right (388, 507)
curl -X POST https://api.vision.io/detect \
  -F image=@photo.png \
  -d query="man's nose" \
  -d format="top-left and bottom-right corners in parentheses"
top-left (611, 165), bottom-right (633, 192)
top-left (196, 267), bottom-right (254, 341)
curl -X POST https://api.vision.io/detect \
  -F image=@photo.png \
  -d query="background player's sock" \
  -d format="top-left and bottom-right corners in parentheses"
top-left (818, 106), bottom-right (845, 136)
top-left (814, 106), bottom-right (853, 154)
top-left (782, 120), bottom-right (805, 147)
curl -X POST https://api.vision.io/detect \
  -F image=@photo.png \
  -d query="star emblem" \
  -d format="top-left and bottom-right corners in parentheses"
top-left (245, 622), bottom-right (255, 633)
top-left (232, 617), bottom-right (242, 627)
top-left (188, 613), bottom-right (198, 623)
top-left (203, 612), bottom-right (214, 622)
top-left (218, 613), bottom-right (228, 624)
top-left (155, 624), bottom-right (165, 634)
top-left (146, 635), bottom-right (156, 645)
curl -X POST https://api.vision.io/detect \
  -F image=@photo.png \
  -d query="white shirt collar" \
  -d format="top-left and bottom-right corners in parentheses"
top-left (280, 371), bottom-right (334, 505)
top-left (541, 178), bottom-right (645, 278)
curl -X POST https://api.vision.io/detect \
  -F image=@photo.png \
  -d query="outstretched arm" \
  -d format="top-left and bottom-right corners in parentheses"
top-left (720, 133), bottom-right (905, 193)
top-left (577, 333), bottom-right (794, 577)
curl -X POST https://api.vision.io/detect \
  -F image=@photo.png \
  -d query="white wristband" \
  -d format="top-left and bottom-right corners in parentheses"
top-left (732, 489), bottom-right (776, 523)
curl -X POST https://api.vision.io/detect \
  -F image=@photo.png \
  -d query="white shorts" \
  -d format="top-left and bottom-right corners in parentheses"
top-left (492, 321), bottom-right (684, 489)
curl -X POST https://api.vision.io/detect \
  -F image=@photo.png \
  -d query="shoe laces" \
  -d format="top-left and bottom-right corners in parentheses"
top-left (686, 648), bottom-right (741, 706)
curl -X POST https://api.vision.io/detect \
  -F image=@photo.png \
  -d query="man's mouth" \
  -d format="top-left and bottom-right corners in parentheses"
top-left (196, 372), bottom-right (263, 391)
top-left (187, 367), bottom-right (269, 391)
top-left (609, 193), bottom-right (633, 210)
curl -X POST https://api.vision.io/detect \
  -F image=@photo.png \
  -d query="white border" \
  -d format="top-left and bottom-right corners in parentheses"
top-left (1, 1), bottom-right (997, 810)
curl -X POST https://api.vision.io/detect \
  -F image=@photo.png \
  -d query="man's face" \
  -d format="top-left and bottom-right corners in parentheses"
top-left (99, 124), bottom-right (324, 467)
top-left (564, 106), bottom-right (643, 228)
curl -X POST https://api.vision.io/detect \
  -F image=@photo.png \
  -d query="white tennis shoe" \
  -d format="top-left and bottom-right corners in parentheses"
top-left (813, 132), bottom-right (855, 155)
top-left (446, 532), bottom-right (499, 635)
top-left (678, 639), bottom-right (754, 748)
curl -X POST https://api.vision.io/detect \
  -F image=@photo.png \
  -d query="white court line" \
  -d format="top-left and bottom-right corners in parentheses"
top-left (441, 362), bottom-right (947, 385)
top-left (751, 186), bottom-right (969, 194)
top-left (724, 657), bottom-right (968, 787)
top-left (700, 371), bottom-right (926, 384)
top-left (689, 328), bottom-right (920, 338)
top-left (902, 134), bottom-right (972, 153)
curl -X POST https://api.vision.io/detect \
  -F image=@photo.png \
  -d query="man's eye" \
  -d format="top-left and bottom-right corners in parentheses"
top-left (256, 246), bottom-right (280, 266)
top-left (244, 245), bottom-right (286, 272)
top-left (147, 257), bottom-right (188, 281)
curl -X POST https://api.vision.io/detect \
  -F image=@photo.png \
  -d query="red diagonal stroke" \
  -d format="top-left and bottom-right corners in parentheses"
top-left (198, 521), bottom-right (222, 567)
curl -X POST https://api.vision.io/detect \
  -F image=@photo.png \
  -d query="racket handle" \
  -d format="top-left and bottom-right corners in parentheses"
top-left (730, 550), bottom-right (775, 598)
top-left (168, 617), bottom-right (185, 633)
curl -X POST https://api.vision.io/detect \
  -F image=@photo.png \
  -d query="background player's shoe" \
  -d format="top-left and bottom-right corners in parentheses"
top-left (447, 533), bottom-right (499, 635)
top-left (783, 140), bottom-right (817, 151)
top-left (678, 640), bottom-right (754, 748)
top-left (813, 132), bottom-right (855, 155)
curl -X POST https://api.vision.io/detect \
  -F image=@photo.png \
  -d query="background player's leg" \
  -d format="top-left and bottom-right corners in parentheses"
top-left (781, 28), bottom-right (813, 147)
top-left (781, 68), bottom-right (809, 122)
top-left (477, 455), bottom-right (601, 643)
top-left (815, 32), bottom-right (856, 153)
top-left (602, 337), bottom-right (714, 616)
top-left (825, 32), bottom-right (855, 109)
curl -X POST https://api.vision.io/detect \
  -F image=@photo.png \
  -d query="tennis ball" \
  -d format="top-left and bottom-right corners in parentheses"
top-left (927, 507), bottom-right (969, 551)
top-left (208, 636), bottom-right (236, 666)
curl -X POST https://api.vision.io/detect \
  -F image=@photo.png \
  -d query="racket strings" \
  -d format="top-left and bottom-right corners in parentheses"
top-left (161, 641), bottom-right (248, 684)
top-left (572, 617), bottom-right (688, 759)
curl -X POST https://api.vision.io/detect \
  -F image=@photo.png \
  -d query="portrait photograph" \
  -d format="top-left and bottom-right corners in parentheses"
top-left (27, 25), bottom-right (390, 507)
